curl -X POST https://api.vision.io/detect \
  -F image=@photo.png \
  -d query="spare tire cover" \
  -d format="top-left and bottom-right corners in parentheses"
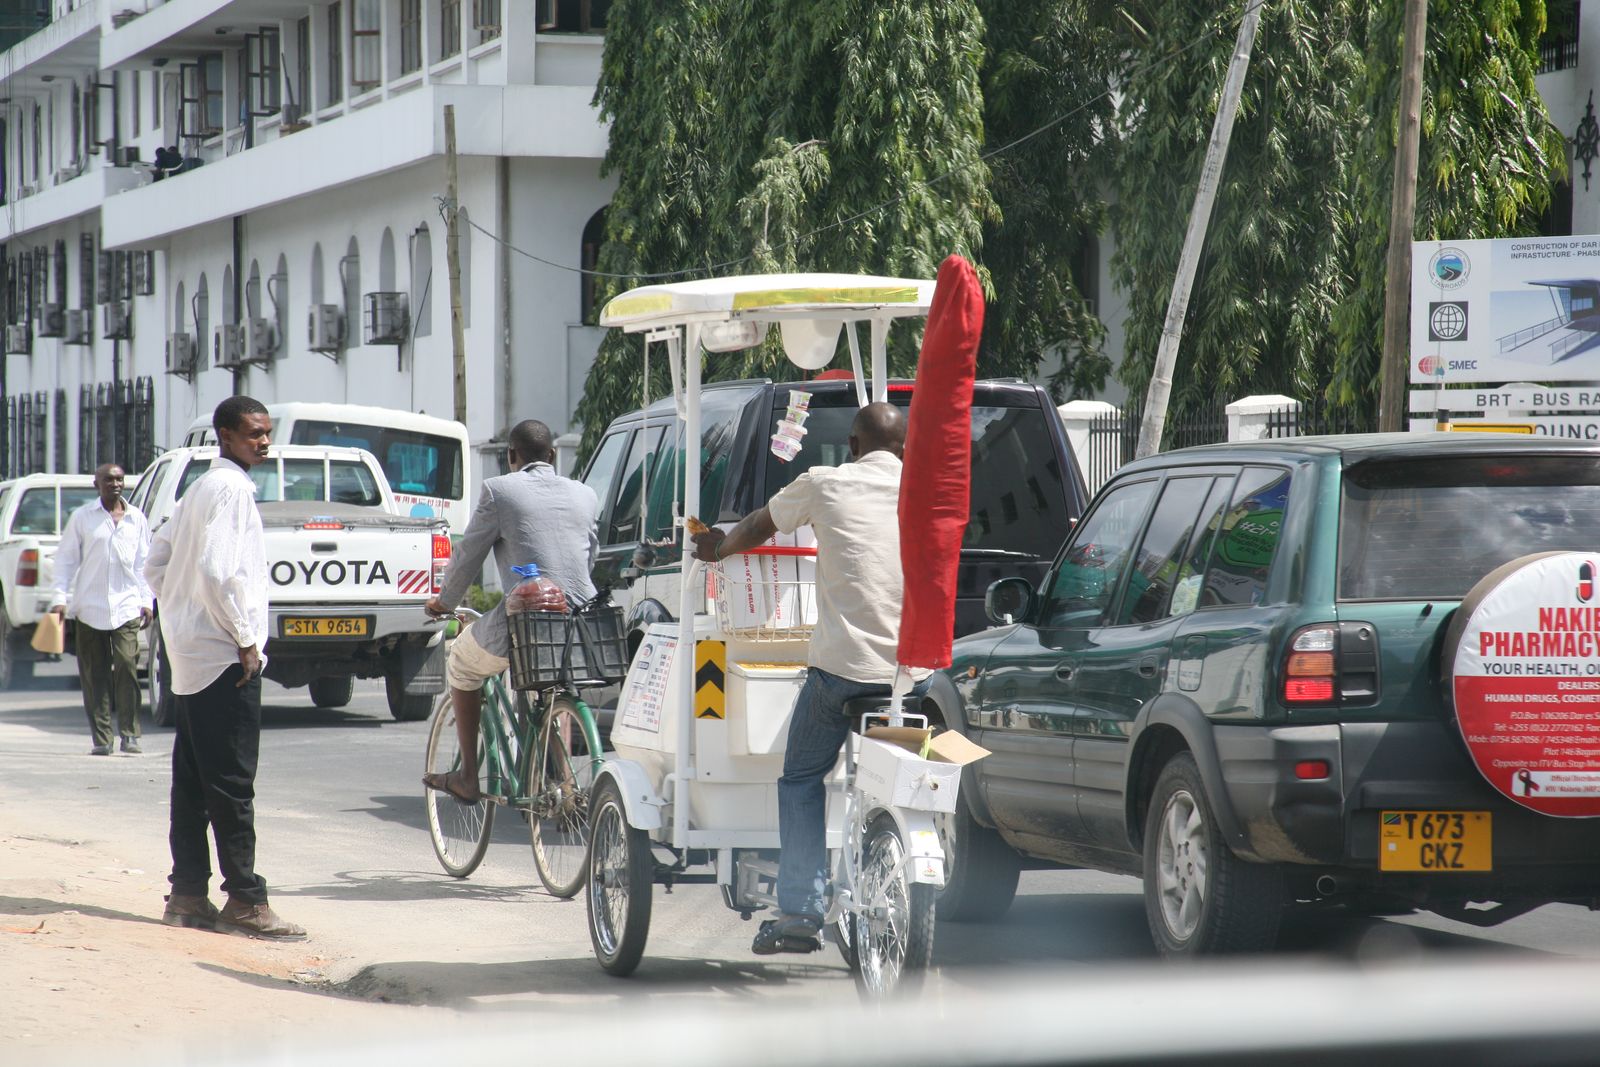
top-left (1444, 551), bottom-right (1600, 817)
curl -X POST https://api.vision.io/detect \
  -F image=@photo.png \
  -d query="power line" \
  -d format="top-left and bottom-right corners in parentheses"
top-left (442, 0), bottom-right (1264, 284)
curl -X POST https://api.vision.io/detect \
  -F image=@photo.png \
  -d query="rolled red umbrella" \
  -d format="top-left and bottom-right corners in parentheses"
top-left (897, 254), bottom-right (982, 670)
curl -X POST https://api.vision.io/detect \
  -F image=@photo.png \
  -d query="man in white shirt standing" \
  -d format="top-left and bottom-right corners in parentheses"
top-left (50, 463), bottom-right (153, 756)
top-left (145, 395), bottom-right (304, 940)
top-left (692, 402), bottom-right (929, 955)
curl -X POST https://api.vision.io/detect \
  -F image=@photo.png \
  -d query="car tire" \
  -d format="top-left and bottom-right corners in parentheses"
top-left (0, 613), bottom-right (32, 689)
top-left (309, 675), bottom-right (355, 709)
top-left (934, 790), bottom-right (1021, 923)
top-left (147, 626), bottom-right (176, 727)
top-left (1142, 752), bottom-right (1282, 957)
top-left (386, 669), bottom-right (433, 722)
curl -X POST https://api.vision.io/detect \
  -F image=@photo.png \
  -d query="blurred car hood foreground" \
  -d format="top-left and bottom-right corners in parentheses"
top-left (85, 955), bottom-right (1600, 1067)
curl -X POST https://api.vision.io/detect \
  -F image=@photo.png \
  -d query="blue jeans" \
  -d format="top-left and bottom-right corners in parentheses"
top-left (776, 666), bottom-right (931, 919)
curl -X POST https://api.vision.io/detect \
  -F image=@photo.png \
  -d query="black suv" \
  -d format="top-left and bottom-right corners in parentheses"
top-left (927, 434), bottom-right (1600, 955)
top-left (579, 377), bottom-right (1089, 651)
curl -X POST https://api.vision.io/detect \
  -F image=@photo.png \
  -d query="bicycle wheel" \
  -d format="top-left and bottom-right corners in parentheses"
top-left (851, 813), bottom-right (935, 996)
top-left (424, 691), bottom-right (494, 878)
top-left (530, 693), bottom-right (600, 897)
top-left (587, 778), bottom-right (652, 976)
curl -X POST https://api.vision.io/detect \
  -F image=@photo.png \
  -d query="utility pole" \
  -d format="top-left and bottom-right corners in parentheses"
top-left (1136, 0), bottom-right (1263, 459)
top-left (443, 105), bottom-right (468, 426)
top-left (1378, 0), bottom-right (1428, 432)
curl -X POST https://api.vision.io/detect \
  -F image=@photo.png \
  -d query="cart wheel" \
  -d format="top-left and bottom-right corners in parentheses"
top-left (424, 692), bottom-right (494, 878)
top-left (587, 778), bottom-right (652, 976)
top-left (832, 914), bottom-right (859, 972)
top-left (851, 813), bottom-right (934, 996)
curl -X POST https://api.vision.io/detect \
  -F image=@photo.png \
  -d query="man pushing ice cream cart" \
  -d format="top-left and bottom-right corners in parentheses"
top-left (586, 261), bottom-right (989, 995)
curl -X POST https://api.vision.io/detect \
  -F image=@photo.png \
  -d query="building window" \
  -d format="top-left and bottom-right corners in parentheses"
top-left (30, 104), bottom-right (40, 182)
top-left (295, 17), bottom-right (311, 118)
top-left (439, 0), bottom-right (460, 58)
top-left (250, 29), bottom-right (282, 114)
top-left (536, 0), bottom-right (608, 33)
top-left (131, 72), bottom-right (141, 137)
top-left (69, 83), bottom-right (80, 164)
top-left (410, 224), bottom-right (432, 337)
top-left (200, 54), bottom-right (225, 133)
top-left (580, 207), bottom-right (605, 324)
top-left (351, 0), bottom-right (381, 90)
top-left (80, 77), bottom-right (93, 161)
top-left (1539, 1), bottom-right (1581, 74)
top-left (474, 0), bottom-right (500, 44)
top-left (400, 0), bottom-right (422, 73)
top-left (327, 2), bottom-right (345, 106)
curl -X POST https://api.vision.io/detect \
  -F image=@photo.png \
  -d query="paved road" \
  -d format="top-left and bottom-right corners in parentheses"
top-left (6, 659), bottom-right (1600, 1013)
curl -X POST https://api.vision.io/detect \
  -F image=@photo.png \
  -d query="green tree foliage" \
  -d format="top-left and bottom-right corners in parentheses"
top-left (577, 0), bottom-right (994, 456)
top-left (1111, 0), bottom-right (1365, 415)
top-left (1328, 0), bottom-right (1565, 408)
top-left (977, 0), bottom-right (1118, 399)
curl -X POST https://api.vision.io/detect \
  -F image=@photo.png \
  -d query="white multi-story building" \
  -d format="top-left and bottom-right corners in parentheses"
top-left (0, 0), bottom-right (613, 482)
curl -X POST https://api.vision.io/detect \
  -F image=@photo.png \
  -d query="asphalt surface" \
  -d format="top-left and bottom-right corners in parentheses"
top-left (7, 656), bottom-right (1600, 1015)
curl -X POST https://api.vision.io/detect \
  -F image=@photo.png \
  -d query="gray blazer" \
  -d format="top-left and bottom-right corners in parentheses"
top-left (438, 461), bottom-right (600, 656)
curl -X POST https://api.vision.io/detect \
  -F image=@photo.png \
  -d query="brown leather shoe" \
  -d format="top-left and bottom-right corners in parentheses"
top-left (218, 899), bottom-right (307, 940)
top-left (162, 893), bottom-right (221, 930)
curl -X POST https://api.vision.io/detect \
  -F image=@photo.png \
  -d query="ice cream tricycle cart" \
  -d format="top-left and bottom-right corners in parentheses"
top-left (586, 272), bottom-right (986, 995)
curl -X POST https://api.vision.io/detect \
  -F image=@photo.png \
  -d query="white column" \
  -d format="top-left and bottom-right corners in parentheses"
top-left (1057, 399), bottom-right (1117, 488)
top-left (1226, 393), bottom-right (1298, 442)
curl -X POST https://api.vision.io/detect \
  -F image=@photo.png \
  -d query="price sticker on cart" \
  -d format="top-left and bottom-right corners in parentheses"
top-left (618, 636), bottom-right (677, 734)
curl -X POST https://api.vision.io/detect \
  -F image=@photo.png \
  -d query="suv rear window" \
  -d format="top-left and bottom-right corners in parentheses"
top-left (764, 395), bottom-right (1069, 561)
top-left (1339, 455), bottom-right (1600, 600)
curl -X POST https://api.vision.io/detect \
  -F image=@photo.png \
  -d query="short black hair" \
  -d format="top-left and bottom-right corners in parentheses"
top-left (509, 419), bottom-right (554, 463)
top-left (213, 395), bottom-right (269, 436)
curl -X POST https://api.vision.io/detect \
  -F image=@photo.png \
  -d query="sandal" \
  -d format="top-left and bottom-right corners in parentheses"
top-left (422, 771), bottom-right (482, 805)
top-left (752, 914), bottom-right (823, 956)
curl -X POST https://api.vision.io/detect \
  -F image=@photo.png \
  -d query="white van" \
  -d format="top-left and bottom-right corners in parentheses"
top-left (183, 403), bottom-right (472, 534)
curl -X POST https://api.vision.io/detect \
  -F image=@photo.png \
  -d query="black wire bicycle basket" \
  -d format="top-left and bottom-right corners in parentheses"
top-left (507, 604), bottom-right (628, 690)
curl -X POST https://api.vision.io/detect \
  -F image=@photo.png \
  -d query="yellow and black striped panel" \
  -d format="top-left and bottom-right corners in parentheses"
top-left (694, 639), bottom-right (726, 720)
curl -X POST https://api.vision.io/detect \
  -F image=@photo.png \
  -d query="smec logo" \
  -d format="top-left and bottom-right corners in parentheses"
top-left (270, 559), bottom-right (394, 586)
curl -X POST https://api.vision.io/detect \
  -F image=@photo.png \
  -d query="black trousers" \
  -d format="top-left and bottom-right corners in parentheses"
top-left (168, 663), bottom-right (268, 904)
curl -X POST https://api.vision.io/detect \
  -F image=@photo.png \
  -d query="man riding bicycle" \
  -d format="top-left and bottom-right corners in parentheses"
top-left (424, 420), bottom-right (599, 804)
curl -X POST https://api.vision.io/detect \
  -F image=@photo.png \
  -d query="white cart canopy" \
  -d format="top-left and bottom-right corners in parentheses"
top-left (598, 273), bottom-right (936, 331)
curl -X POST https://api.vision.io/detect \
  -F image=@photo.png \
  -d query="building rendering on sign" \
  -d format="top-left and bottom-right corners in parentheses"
top-left (0, 0), bottom-right (612, 483)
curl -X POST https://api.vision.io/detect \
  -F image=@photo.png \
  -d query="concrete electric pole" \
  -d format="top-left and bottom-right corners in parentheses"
top-left (443, 105), bottom-right (468, 426)
top-left (1135, 0), bottom-right (1263, 459)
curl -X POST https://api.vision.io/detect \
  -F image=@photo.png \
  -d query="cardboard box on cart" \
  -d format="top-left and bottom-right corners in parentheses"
top-left (855, 726), bottom-right (990, 814)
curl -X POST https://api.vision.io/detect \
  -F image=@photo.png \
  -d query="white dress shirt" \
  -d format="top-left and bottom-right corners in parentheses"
top-left (145, 457), bottom-right (270, 695)
top-left (50, 499), bottom-right (153, 631)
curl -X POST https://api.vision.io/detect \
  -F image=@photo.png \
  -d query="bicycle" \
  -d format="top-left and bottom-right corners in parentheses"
top-left (422, 594), bottom-right (611, 896)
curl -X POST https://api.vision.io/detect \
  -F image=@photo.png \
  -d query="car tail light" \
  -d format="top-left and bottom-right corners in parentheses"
top-left (431, 534), bottom-right (451, 593)
top-left (16, 549), bottom-right (38, 587)
top-left (1294, 759), bottom-right (1331, 781)
top-left (1282, 625), bottom-right (1337, 705)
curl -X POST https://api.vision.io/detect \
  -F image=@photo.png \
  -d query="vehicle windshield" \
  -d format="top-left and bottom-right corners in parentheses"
top-left (289, 421), bottom-right (463, 501)
top-left (764, 396), bottom-right (1069, 560)
top-left (1339, 454), bottom-right (1600, 600)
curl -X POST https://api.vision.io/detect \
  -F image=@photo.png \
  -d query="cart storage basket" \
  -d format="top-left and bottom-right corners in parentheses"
top-left (507, 606), bottom-right (628, 690)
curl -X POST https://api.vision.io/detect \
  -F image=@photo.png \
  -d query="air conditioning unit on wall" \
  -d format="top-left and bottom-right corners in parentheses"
top-left (64, 309), bottom-right (91, 345)
top-left (243, 317), bottom-right (278, 363)
top-left (5, 324), bottom-right (31, 354)
top-left (307, 304), bottom-right (345, 354)
top-left (166, 332), bottom-right (198, 376)
top-left (102, 300), bottom-right (132, 340)
top-left (36, 303), bottom-right (65, 338)
top-left (362, 291), bottom-right (409, 345)
top-left (213, 323), bottom-right (243, 368)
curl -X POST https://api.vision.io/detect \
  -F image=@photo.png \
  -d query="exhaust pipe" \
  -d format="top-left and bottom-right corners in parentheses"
top-left (1315, 875), bottom-right (1344, 897)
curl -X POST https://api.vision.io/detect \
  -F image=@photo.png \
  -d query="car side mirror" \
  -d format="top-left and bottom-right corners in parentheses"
top-left (985, 577), bottom-right (1035, 627)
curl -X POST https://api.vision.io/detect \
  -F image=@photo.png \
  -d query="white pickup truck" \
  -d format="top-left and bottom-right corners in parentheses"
top-left (0, 474), bottom-right (98, 688)
top-left (136, 445), bottom-right (450, 722)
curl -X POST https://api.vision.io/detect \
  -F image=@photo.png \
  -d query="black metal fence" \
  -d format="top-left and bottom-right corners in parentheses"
top-left (1538, 1), bottom-right (1581, 73)
top-left (1084, 394), bottom-right (1230, 494)
top-left (77, 376), bottom-right (157, 474)
top-left (1265, 394), bottom-right (1375, 438)
top-left (4, 391), bottom-right (48, 478)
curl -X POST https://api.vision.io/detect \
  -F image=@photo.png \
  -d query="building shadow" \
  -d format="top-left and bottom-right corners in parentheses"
top-left (0, 894), bottom-right (166, 928)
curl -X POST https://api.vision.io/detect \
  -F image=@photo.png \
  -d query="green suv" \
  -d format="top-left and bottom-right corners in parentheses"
top-left (926, 433), bottom-right (1600, 955)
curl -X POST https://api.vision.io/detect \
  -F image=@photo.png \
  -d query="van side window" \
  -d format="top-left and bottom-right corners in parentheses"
top-left (609, 426), bottom-right (668, 543)
top-left (1168, 474), bottom-right (1236, 616)
top-left (175, 459), bottom-right (211, 500)
top-left (1199, 467), bottom-right (1292, 607)
top-left (1114, 476), bottom-right (1215, 626)
top-left (1042, 479), bottom-right (1156, 628)
top-left (581, 431), bottom-right (632, 540)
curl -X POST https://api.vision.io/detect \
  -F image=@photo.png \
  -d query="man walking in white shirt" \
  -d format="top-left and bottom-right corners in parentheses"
top-left (51, 463), bottom-right (153, 755)
top-left (145, 396), bottom-right (304, 940)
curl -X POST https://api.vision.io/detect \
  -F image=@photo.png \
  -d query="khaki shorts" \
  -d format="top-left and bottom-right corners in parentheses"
top-left (446, 622), bottom-right (510, 692)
